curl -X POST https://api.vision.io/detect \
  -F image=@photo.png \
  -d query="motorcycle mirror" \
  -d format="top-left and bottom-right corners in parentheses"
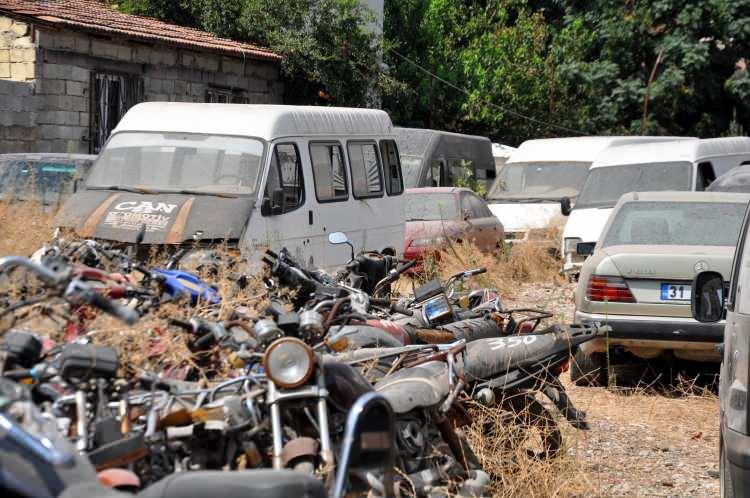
top-left (329, 231), bottom-right (354, 261)
top-left (328, 231), bottom-right (349, 245)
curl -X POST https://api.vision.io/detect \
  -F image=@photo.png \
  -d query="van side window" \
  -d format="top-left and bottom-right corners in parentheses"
top-left (264, 143), bottom-right (304, 215)
top-left (696, 162), bottom-right (716, 191)
top-left (348, 141), bottom-right (383, 198)
top-left (449, 158), bottom-right (475, 185)
top-left (379, 139), bottom-right (404, 196)
top-left (310, 142), bottom-right (348, 202)
top-left (430, 160), bottom-right (445, 187)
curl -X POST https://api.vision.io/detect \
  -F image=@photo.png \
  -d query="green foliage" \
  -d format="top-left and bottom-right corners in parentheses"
top-left (115, 0), bottom-right (386, 106)
top-left (383, 0), bottom-right (750, 142)
top-left (116, 0), bottom-right (750, 141)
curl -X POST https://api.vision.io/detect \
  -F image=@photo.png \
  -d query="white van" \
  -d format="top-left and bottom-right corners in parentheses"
top-left (486, 136), bottom-right (680, 244)
top-left (562, 137), bottom-right (750, 275)
top-left (57, 103), bottom-right (406, 269)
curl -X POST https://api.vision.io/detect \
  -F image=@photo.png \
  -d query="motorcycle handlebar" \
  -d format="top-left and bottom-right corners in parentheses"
top-left (80, 289), bottom-right (139, 326)
top-left (0, 256), bottom-right (68, 286)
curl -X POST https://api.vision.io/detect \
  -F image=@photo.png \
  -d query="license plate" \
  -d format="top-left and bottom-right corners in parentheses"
top-left (660, 283), bottom-right (691, 301)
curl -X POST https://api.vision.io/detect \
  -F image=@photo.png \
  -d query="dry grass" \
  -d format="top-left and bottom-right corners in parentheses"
top-left (0, 200), bottom-right (58, 256)
top-left (0, 206), bottom-right (720, 497)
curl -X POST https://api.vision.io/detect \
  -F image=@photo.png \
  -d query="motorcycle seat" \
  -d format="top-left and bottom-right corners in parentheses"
top-left (459, 333), bottom-right (565, 381)
top-left (374, 360), bottom-right (449, 414)
top-left (61, 470), bottom-right (327, 498)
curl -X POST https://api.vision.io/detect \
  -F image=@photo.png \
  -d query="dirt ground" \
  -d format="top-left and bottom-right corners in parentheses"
top-left (506, 281), bottom-right (720, 497)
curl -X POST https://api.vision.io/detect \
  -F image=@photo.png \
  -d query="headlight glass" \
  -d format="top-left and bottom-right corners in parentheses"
top-left (564, 237), bottom-right (582, 254)
top-left (263, 338), bottom-right (314, 388)
top-left (410, 236), bottom-right (447, 247)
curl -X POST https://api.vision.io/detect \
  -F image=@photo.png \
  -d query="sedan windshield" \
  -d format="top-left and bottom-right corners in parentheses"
top-left (405, 193), bottom-right (458, 221)
top-left (575, 162), bottom-right (692, 209)
top-left (86, 132), bottom-right (265, 195)
top-left (488, 162), bottom-right (589, 201)
top-left (602, 201), bottom-right (746, 247)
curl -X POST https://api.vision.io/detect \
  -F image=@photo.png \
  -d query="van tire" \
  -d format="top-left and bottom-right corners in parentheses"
top-left (570, 349), bottom-right (607, 386)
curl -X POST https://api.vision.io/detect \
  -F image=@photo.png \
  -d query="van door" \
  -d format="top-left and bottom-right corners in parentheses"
top-left (255, 141), bottom-right (313, 266)
top-left (307, 140), bottom-right (361, 267)
top-left (723, 203), bottom-right (750, 439)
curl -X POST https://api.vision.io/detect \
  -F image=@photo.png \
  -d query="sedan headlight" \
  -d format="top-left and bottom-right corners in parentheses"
top-left (564, 237), bottom-right (582, 254)
top-left (263, 338), bottom-right (315, 388)
top-left (410, 236), bottom-right (448, 247)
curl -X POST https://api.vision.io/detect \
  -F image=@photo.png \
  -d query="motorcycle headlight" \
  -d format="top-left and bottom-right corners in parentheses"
top-left (564, 237), bottom-right (582, 254)
top-left (263, 338), bottom-right (315, 388)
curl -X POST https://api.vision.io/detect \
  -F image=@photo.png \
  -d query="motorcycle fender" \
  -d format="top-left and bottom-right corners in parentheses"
top-left (374, 361), bottom-right (449, 414)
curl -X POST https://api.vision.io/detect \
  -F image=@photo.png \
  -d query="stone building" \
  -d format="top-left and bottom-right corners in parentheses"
top-left (0, 0), bottom-right (282, 154)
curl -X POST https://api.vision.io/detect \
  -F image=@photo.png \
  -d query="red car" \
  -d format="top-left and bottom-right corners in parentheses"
top-left (403, 187), bottom-right (505, 262)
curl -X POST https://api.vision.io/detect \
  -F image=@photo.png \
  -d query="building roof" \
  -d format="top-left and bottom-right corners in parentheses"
top-left (507, 136), bottom-right (694, 164)
top-left (114, 103), bottom-right (394, 141)
top-left (593, 137), bottom-right (750, 168)
top-left (0, 0), bottom-right (280, 61)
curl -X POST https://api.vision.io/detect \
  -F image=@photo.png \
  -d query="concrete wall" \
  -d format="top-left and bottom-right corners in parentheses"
top-left (0, 15), bottom-right (283, 154)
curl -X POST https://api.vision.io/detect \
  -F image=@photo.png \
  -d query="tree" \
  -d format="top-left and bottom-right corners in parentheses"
top-left (115, 0), bottom-right (387, 106)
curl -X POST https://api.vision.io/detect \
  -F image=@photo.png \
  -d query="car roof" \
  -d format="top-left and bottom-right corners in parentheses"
top-left (405, 187), bottom-right (468, 195)
top-left (617, 190), bottom-right (750, 204)
top-left (707, 165), bottom-right (750, 192)
top-left (506, 136), bottom-right (689, 164)
top-left (114, 103), bottom-right (394, 141)
top-left (0, 153), bottom-right (96, 161)
top-left (592, 137), bottom-right (750, 168)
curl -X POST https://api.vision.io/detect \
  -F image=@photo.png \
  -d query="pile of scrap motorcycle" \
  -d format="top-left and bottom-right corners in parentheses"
top-left (0, 231), bottom-right (606, 498)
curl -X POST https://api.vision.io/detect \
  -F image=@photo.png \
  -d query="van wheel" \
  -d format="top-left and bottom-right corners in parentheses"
top-left (722, 435), bottom-right (735, 497)
top-left (570, 349), bottom-right (608, 386)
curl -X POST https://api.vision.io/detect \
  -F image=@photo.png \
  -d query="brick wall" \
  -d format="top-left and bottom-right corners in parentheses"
top-left (0, 16), bottom-right (283, 154)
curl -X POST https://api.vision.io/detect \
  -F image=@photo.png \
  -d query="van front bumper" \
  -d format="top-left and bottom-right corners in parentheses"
top-left (575, 310), bottom-right (724, 360)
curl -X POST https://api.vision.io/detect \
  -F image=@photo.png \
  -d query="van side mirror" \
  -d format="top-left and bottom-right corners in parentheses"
top-left (262, 188), bottom-right (284, 216)
top-left (691, 271), bottom-right (725, 323)
top-left (576, 242), bottom-right (595, 257)
top-left (560, 197), bottom-right (572, 216)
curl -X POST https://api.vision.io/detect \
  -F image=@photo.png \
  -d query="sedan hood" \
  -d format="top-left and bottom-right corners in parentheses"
top-left (600, 244), bottom-right (735, 280)
top-left (55, 190), bottom-right (254, 244)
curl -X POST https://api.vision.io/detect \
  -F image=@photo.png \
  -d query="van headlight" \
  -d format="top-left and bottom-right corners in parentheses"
top-left (263, 338), bottom-right (315, 388)
top-left (564, 237), bottom-right (582, 254)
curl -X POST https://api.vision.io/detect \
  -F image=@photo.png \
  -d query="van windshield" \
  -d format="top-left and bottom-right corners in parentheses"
top-left (602, 201), bottom-right (746, 247)
top-left (575, 162), bottom-right (692, 209)
top-left (86, 132), bottom-right (265, 195)
top-left (405, 193), bottom-right (458, 221)
top-left (488, 162), bottom-right (589, 201)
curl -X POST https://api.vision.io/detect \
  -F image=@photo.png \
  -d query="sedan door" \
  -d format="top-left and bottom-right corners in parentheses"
top-left (460, 192), bottom-right (501, 249)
